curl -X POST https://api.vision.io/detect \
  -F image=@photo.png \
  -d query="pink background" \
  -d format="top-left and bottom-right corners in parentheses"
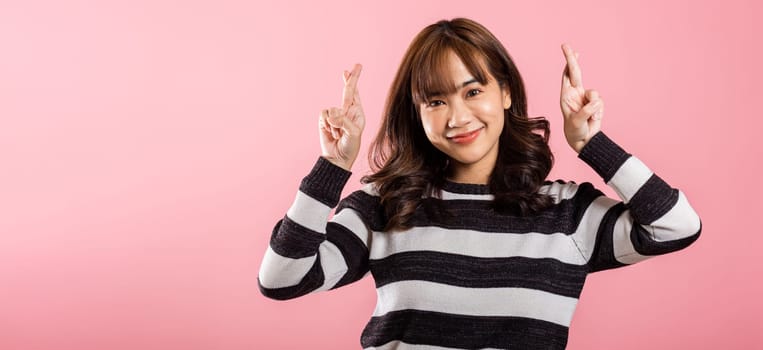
top-left (1, 0), bottom-right (760, 349)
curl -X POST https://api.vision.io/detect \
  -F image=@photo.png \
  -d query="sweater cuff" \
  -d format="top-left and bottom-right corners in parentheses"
top-left (577, 131), bottom-right (632, 183)
top-left (299, 156), bottom-right (353, 208)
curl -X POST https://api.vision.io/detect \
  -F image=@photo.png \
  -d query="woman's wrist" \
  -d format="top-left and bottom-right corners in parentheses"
top-left (322, 156), bottom-right (353, 172)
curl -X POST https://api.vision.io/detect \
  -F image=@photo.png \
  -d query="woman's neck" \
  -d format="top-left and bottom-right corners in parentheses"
top-left (446, 164), bottom-right (492, 185)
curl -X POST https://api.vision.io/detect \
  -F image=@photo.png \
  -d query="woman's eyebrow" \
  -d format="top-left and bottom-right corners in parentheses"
top-left (460, 78), bottom-right (479, 87)
top-left (426, 78), bottom-right (481, 98)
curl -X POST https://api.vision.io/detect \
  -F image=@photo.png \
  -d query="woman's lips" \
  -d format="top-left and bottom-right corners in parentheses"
top-left (448, 127), bottom-right (483, 144)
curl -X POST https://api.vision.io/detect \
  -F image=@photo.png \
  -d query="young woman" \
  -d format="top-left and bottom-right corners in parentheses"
top-left (258, 18), bottom-right (701, 350)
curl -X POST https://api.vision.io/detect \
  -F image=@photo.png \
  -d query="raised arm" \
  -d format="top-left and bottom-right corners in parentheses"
top-left (557, 44), bottom-right (701, 272)
top-left (258, 64), bottom-right (373, 300)
top-left (570, 131), bottom-right (702, 273)
top-left (258, 157), bottom-right (374, 299)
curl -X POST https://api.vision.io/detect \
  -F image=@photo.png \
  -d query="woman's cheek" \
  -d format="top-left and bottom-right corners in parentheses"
top-left (420, 119), bottom-right (438, 143)
top-left (477, 99), bottom-right (499, 114)
top-left (421, 114), bottom-right (444, 137)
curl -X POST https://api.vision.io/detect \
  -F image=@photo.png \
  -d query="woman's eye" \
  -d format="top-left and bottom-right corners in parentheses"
top-left (467, 89), bottom-right (482, 97)
top-left (428, 100), bottom-right (444, 107)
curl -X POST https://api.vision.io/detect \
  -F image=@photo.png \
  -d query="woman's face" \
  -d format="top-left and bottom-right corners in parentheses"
top-left (418, 51), bottom-right (511, 182)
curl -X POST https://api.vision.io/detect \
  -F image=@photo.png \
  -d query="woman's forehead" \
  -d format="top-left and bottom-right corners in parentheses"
top-left (413, 48), bottom-right (492, 100)
top-left (443, 52), bottom-right (491, 87)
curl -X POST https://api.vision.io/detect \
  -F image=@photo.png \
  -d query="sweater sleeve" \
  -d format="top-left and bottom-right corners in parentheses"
top-left (258, 157), bottom-right (373, 300)
top-left (569, 131), bottom-right (702, 273)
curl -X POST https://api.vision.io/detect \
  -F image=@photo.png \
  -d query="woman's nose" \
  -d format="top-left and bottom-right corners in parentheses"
top-left (447, 99), bottom-right (473, 128)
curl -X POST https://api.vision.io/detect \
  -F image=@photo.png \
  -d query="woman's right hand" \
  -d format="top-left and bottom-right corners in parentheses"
top-left (319, 64), bottom-right (365, 171)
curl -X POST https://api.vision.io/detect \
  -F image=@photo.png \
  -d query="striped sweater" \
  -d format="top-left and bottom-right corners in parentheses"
top-left (258, 131), bottom-right (702, 349)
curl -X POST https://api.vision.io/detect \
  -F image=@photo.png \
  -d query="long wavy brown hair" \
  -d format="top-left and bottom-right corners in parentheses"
top-left (361, 18), bottom-right (555, 232)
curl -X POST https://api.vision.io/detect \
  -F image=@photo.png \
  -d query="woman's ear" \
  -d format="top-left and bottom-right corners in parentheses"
top-left (502, 87), bottom-right (511, 109)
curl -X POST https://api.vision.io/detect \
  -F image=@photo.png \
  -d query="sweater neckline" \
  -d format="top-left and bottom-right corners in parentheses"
top-left (441, 179), bottom-right (492, 195)
top-left (440, 179), bottom-right (557, 195)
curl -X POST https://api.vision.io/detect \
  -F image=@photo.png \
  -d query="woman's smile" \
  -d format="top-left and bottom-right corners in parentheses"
top-left (448, 126), bottom-right (484, 144)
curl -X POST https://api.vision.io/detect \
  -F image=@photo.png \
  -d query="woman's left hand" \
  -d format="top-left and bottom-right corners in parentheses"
top-left (560, 43), bottom-right (604, 153)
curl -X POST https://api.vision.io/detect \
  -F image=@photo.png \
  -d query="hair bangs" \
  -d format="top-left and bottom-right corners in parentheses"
top-left (410, 37), bottom-right (490, 106)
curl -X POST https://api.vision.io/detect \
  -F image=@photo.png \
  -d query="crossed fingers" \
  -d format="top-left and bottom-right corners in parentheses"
top-left (342, 64), bottom-right (362, 112)
top-left (561, 43), bottom-right (582, 89)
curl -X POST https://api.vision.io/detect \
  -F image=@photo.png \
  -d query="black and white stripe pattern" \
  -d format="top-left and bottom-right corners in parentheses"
top-left (258, 131), bottom-right (702, 349)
